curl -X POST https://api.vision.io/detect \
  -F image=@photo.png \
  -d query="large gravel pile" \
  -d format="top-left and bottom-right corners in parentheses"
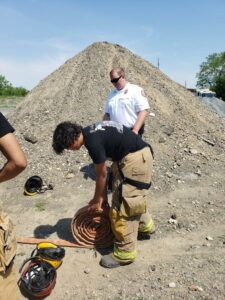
top-left (2, 42), bottom-right (225, 300)
top-left (5, 41), bottom-right (225, 190)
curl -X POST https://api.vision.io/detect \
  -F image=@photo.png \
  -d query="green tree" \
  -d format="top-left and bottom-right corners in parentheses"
top-left (213, 74), bottom-right (225, 100)
top-left (196, 52), bottom-right (225, 101)
top-left (0, 75), bottom-right (12, 90)
top-left (0, 74), bottom-right (29, 96)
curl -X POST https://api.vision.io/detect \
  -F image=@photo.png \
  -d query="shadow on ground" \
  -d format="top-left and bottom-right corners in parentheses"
top-left (80, 163), bottom-right (96, 181)
top-left (33, 218), bottom-right (74, 242)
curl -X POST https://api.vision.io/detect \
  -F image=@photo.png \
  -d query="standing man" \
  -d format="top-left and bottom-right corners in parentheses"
top-left (0, 112), bottom-right (27, 299)
top-left (103, 67), bottom-right (149, 136)
top-left (52, 120), bottom-right (154, 268)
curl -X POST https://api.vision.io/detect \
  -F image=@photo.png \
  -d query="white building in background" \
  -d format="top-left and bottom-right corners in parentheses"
top-left (196, 88), bottom-right (216, 98)
top-left (195, 88), bottom-right (225, 118)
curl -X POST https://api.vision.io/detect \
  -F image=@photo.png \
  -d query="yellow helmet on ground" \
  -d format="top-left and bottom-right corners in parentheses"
top-left (31, 242), bottom-right (65, 269)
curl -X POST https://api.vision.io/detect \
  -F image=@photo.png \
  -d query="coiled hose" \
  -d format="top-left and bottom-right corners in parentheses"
top-left (71, 205), bottom-right (114, 248)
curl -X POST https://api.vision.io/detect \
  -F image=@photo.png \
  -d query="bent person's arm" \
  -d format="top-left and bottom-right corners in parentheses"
top-left (0, 133), bottom-right (27, 182)
top-left (88, 162), bottom-right (108, 211)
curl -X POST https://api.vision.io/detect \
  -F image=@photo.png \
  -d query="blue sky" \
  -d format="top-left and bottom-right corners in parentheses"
top-left (0, 0), bottom-right (225, 90)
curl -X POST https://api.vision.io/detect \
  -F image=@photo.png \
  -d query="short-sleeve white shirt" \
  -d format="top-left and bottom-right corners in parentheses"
top-left (105, 82), bottom-right (150, 128)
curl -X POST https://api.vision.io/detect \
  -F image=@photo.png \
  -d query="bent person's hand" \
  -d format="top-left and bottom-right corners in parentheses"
top-left (88, 199), bottom-right (103, 212)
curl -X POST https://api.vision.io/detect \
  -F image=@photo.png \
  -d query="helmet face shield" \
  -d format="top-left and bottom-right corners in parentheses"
top-left (19, 243), bottom-right (65, 297)
top-left (19, 259), bottom-right (57, 298)
top-left (32, 242), bottom-right (65, 269)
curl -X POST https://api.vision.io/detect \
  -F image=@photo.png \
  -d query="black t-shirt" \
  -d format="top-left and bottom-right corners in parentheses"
top-left (82, 121), bottom-right (148, 164)
top-left (0, 112), bottom-right (14, 138)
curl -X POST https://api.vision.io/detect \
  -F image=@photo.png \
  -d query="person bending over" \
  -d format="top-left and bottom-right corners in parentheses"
top-left (52, 120), bottom-right (155, 268)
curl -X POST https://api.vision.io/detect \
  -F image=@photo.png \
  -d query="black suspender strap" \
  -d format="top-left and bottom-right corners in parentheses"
top-left (117, 162), bottom-right (151, 190)
top-left (116, 145), bottom-right (154, 205)
top-left (122, 176), bottom-right (151, 189)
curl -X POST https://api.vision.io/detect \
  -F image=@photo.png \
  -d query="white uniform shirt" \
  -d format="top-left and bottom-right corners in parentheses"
top-left (105, 82), bottom-right (150, 128)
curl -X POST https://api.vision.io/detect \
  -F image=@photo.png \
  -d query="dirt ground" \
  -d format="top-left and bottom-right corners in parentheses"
top-left (0, 157), bottom-right (225, 300)
top-left (1, 41), bottom-right (225, 299)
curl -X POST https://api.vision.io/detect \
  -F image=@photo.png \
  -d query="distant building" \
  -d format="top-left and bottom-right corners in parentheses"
top-left (187, 88), bottom-right (196, 94)
top-left (196, 89), bottom-right (216, 98)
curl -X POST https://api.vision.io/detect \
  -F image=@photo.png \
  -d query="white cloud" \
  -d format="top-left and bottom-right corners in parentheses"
top-left (0, 37), bottom-right (86, 90)
top-left (0, 54), bottom-right (72, 90)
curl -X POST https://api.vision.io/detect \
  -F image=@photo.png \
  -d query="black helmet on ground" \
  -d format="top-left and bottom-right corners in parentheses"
top-left (24, 175), bottom-right (43, 196)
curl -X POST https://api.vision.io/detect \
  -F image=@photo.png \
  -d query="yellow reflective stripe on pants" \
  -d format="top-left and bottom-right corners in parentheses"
top-left (139, 217), bottom-right (154, 233)
top-left (110, 147), bottom-right (154, 261)
top-left (113, 244), bottom-right (137, 261)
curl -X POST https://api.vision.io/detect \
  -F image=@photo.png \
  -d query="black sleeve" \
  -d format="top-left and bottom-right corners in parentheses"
top-left (86, 140), bottom-right (107, 164)
top-left (0, 112), bottom-right (14, 138)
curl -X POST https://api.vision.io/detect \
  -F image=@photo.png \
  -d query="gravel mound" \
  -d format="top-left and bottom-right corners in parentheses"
top-left (5, 41), bottom-right (225, 190)
top-left (1, 42), bottom-right (225, 300)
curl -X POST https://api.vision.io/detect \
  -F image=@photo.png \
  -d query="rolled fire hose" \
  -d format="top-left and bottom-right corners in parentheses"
top-left (71, 205), bottom-right (114, 248)
top-left (17, 206), bottom-right (114, 248)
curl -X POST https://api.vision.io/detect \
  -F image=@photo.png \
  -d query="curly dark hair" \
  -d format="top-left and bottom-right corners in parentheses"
top-left (52, 122), bottom-right (83, 154)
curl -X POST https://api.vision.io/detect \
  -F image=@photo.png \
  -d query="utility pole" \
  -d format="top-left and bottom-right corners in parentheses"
top-left (157, 58), bottom-right (160, 69)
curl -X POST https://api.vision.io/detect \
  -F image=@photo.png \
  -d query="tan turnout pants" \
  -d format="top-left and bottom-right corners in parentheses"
top-left (0, 264), bottom-right (21, 300)
top-left (0, 207), bottom-right (21, 300)
top-left (110, 147), bottom-right (154, 262)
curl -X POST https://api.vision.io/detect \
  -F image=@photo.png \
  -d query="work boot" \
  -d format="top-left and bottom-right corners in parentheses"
top-left (100, 254), bottom-right (132, 268)
top-left (138, 225), bottom-right (156, 241)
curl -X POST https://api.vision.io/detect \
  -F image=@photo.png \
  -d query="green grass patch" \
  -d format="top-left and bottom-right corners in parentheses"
top-left (35, 201), bottom-right (46, 212)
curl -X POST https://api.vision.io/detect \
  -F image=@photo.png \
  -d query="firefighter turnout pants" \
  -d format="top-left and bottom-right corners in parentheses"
top-left (110, 146), bottom-right (154, 262)
top-left (0, 208), bottom-right (21, 300)
top-left (0, 264), bottom-right (21, 300)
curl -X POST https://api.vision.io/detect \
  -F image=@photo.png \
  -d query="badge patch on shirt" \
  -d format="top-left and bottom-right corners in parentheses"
top-left (90, 121), bottom-right (123, 133)
top-left (141, 89), bottom-right (146, 97)
top-left (124, 89), bottom-right (128, 94)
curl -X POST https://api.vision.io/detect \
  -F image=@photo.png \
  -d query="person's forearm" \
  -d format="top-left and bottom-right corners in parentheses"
top-left (133, 110), bottom-right (148, 134)
top-left (0, 161), bottom-right (26, 182)
top-left (88, 163), bottom-right (108, 211)
top-left (0, 133), bottom-right (27, 182)
top-left (93, 171), bottom-right (107, 203)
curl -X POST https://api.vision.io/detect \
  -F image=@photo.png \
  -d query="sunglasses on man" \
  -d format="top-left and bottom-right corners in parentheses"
top-left (111, 75), bottom-right (122, 83)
